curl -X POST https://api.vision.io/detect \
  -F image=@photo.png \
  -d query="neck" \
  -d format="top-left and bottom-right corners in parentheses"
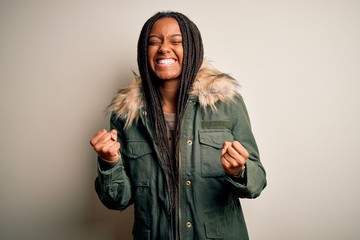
top-left (159, 79), bottom-right (180, 114)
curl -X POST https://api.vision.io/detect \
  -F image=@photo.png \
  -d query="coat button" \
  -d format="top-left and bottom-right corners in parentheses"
top-left (187, 140), bottom-right (192, 145)
top-left (143, 111), bottom-right (147, 116)
top-left (186, 180), bottom-right (191, 186)
top-left (186, 222), bottom-right (192, 228)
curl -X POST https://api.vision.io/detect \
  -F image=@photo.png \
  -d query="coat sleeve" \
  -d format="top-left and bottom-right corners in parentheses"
top-left (226, 95), bottom-right (267, 199)
top-left (94, 114), bottom-right (133, 210)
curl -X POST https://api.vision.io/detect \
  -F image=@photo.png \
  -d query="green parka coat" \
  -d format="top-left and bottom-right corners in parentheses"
top-left (95, 61), bottom-right (267, 240)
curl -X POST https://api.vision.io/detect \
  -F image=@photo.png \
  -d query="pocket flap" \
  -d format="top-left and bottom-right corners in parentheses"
top-left (199, 130), bottom-right (234, 149)
top-left (123, 141), bottom-right (153, 158)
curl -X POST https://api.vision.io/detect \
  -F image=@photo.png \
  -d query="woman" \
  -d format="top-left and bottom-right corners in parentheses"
top-left (90, 11), bottom-right (267, 240)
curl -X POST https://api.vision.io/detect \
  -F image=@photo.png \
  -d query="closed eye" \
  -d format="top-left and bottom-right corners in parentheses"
top-left (148, 41), bottom-right (162, 46)
top-left (171, 40), bottom-right (182, 45)
top-left (148, 35), bottom-right (162, 46)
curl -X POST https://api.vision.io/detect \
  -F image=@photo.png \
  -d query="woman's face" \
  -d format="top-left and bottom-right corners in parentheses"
top-left (147, 17), bottom-right (184, 81)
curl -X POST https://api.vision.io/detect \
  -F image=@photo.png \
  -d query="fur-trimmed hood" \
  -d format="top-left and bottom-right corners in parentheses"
top-left (108, 60), bottom-right (241, 127)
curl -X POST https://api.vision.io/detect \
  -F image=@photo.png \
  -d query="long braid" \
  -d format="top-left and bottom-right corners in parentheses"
top-left (137, 12), bottom-right (204, 216)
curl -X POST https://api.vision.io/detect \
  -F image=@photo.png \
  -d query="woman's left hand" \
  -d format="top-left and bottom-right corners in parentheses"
top-left (221, 141), bottom-right (249, 177)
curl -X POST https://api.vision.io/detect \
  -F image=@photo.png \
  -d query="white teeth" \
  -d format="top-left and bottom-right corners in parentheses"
top-left (158, 59), bottom-right (175, 65)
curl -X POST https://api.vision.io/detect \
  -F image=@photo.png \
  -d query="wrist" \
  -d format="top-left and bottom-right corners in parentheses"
top-left (233, 166), bottom-right (246, 178)
top-left (98, 153), bottom-right (121, 164)
top-left (98, 156), bottom-right (119, 171)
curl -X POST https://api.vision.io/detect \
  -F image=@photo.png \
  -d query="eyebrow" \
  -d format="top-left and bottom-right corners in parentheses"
top-left (149, 34), bottom-right (182, 38)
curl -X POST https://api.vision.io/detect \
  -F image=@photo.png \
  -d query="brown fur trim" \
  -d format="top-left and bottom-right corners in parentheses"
top-left (108, 60), bottom-right (241, 127)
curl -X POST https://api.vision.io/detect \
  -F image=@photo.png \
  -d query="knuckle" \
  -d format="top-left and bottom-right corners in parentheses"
top-left (221, 159), bottom-right (228, 167)
top-left (90, 137), bottom-right (98, 146)
top-left (99, 129), bottom-right (106, 134)
top-left (93, 145), bottom-right (102, 153)
top-left (230, 164), bottom-right (238, 170)
top-left (232, 162), bottom-right (240, 168)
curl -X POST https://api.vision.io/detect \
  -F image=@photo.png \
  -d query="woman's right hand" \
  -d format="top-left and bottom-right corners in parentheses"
top-left (90, 129), bottom-right (121, 163)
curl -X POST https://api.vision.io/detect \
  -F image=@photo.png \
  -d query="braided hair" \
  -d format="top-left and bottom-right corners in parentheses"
top-left (137, 11), bottom-right (204, 212)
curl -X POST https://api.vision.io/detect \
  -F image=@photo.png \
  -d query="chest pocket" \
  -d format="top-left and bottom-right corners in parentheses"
top-left (199, 129), bottom-right (234, 177)
top-left (122, 141), bottom-right (153, 186)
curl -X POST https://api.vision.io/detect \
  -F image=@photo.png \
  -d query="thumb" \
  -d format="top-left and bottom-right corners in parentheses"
top-left (222, 141), bottom-right (231, 155)
top-left (110, 129), bottom-right (117, 141)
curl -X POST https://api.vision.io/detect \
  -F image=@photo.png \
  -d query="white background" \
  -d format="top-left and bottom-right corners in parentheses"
top-left (1, 0), bottom-right (359, 239)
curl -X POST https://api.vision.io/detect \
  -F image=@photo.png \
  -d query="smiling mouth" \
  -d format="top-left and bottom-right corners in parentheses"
top-left (156, 58), bottom-right (176, 66)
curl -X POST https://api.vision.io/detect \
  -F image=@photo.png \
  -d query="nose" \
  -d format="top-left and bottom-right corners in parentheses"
top-left (158, 41), bottom-right (171, 53)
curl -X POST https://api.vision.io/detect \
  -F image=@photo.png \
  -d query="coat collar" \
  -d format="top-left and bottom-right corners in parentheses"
top-left (108, 60), bottom-right (241, 128)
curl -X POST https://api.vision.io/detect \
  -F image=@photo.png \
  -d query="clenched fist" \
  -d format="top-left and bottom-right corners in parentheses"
top-left (221, 141), bottom-right (248, 177)
top-left (90, 129), bottom-right (121, 163)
